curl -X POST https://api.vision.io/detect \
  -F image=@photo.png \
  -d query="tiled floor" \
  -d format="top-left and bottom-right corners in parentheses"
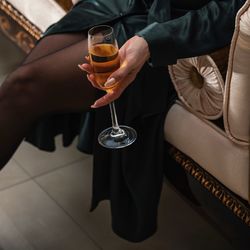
top-left (0, 137), bottom-right (236, 250)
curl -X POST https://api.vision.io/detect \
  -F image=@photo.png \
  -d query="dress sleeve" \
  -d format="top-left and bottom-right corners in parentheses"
top-left (136, 0), bottom-right (246, 66)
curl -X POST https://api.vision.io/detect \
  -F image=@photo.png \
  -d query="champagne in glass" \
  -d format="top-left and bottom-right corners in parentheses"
top-left (89, 43), bottom-right (120, 90)
top-left (88, 25), bottom-right (137, 149)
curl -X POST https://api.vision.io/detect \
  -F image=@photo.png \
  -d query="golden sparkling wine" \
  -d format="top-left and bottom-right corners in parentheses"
top-left (87, 25), bottom-right (137, 149)
top-left (89, 43), bottom-right (120, 90)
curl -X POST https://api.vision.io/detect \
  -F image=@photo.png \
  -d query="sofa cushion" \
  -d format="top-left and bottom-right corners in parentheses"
top-left (223, 0), bottom-right (250, 145)
top-left (168, 55), bottom-right (224, 120)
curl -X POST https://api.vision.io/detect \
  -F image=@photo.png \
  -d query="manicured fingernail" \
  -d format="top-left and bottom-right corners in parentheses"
top-left (104, 78), bottom-right (115, 87)
top-left (91, 102), bottom-right (97, 108)
top-left (78, 64), bottom-right (84, 71)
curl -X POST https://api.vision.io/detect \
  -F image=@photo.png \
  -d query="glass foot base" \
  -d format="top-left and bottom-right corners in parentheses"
top-left (98, 125), bottom-right (137, 149)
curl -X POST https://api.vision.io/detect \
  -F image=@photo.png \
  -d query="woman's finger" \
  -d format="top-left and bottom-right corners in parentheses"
top-left (91, 91), bottom-right (119, 108)
top-left (87, 74), bottom-right (102, 90)
top-left (91, 75), bottom-right (136, 108)
top-left (85, 55), bottom-right (90, 62)
top-left (103, 60), bottom-right (134, 87)
top-left (78, 63), bottom-right (93, 74)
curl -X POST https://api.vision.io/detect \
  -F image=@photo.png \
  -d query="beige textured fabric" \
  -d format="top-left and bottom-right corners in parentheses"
top-left (168, 55), bottom-right (224, 120)
top-left (8, 0), bottom-right (66, 32)
top-left (164, 103), bottom-right (249, 201)
top-left (224, 0), bottom-right (250, 145)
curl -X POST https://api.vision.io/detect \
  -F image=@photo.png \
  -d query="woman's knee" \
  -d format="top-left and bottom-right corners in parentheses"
top-left (0, 65), bottom-right (38, 112)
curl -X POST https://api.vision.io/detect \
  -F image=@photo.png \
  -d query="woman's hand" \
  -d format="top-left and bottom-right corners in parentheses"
top-left (78, 35), bottom-right (150, 108)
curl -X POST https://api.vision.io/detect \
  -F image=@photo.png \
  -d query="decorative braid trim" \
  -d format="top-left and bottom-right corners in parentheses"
top-left (169, 147), bottom-right (250, 226)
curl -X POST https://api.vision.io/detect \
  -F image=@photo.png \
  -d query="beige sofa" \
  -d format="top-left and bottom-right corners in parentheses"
top-left (165, 0), bottom-right (250, 228)
top-left (0, 0), bottom-right (249, 233)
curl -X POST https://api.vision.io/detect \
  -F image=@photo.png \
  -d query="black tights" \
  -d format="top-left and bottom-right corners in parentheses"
top-left (0, 33), bottom-right (96, 167)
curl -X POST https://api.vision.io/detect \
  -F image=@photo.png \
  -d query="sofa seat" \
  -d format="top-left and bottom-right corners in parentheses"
top-left (164, 103), bottom-right (249, 202)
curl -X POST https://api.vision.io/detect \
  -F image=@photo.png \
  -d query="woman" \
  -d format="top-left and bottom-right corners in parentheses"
top-left (0, 0), bottom-right (245, 242)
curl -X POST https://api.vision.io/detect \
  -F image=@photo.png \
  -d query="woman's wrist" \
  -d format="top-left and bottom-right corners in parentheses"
top-left (134, 35), bottom-right (150, 61)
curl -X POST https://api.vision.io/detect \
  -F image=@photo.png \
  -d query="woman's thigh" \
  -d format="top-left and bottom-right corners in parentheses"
top-left (23, 32), bottom-right (86, 64)
top-left (3, 32), bottom-right (97, 114)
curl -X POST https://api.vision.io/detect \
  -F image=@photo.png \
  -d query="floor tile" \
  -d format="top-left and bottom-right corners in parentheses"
top-left (0, 180), bottom-right (100, 250)
top-left (152, 183), bottom-right (235, 250)
top-left (14, 136), bottom-right (89, 177)
top-left (36, 158), bottom-right (131, 248)
top-left (0, 159), bottom-right (30, 191)
top-left (35, 157), bottom-right (96, 222)
top-left (0, 207), bottom-right (35, 250)
top-left (36, 158), bottom-right (234, 250)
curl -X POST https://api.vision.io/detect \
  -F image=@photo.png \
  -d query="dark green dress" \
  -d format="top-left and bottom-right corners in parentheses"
top-left (25, 0), bottom-right (245, 242)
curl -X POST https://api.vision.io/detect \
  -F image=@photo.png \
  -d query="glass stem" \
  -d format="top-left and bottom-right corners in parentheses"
top-left (109, 102), bottom-right (124, 136)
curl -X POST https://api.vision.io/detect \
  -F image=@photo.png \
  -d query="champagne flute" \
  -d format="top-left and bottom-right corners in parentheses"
top-left (88, 25), bottom-right (137, 149)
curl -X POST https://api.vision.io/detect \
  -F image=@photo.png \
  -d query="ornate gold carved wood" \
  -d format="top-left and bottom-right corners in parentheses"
top-left (168, 147), bottom-right (250, 226)
top-left (0, 0), bottom-right (42, 53)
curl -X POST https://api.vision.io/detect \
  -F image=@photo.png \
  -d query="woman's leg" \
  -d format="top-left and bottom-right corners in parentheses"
top-left (0, 33), bottom-right (96, 168)
top-left (23, 33), bottom-right (85, 64)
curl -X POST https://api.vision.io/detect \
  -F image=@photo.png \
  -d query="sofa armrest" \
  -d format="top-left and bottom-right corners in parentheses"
top-left (223, 0), bottom-right (250, 145)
